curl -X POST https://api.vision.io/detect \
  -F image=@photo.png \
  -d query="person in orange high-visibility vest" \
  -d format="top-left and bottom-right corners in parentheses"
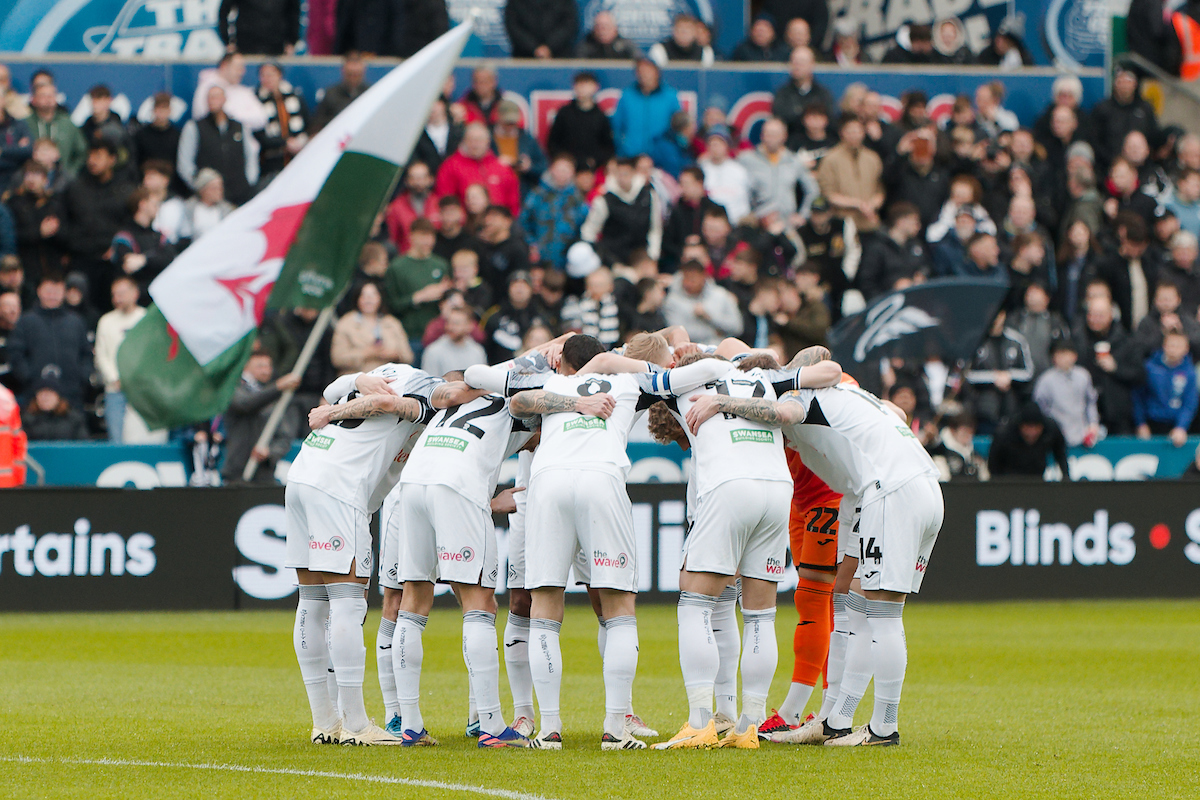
top-left (0, 384), bottom-right (27, 487)
top-left (1174, 10), bottom-right (1200, 80)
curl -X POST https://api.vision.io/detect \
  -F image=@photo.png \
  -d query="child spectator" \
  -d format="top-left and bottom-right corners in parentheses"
top-left (449, 249), bottom-right (492, 317)
top-left (1033, 340), bottom-right (1100, 447)
top-left (1133, 329), bottom-right (1199, 447)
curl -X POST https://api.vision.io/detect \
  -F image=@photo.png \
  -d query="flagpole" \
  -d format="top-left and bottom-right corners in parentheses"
top-left (242, 304), bottom-right (337, 482)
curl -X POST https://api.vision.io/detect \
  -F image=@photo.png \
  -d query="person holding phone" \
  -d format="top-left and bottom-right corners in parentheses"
top-left (883, 126), bottom-right (949, 234)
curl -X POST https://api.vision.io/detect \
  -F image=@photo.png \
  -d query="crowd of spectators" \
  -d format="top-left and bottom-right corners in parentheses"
top-left (232, 0), bottom-right (1036, 70)
top-left (0, 36), bottom-right (1197, 483)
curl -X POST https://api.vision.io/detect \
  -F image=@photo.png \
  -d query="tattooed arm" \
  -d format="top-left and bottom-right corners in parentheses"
top-left (684, 394), bottom-right (805, 435)
top-left (308, 394), bottom-right (423, 430)
top-left (430, 380), bottom-right (488, 409)
top-left (509, 390), bottom-right (616, 419)
top-left (787, 345), bottom-right (832, 370)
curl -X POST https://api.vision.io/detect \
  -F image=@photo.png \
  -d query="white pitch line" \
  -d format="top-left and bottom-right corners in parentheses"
top-left (2, 755), bottom-right (562, 800)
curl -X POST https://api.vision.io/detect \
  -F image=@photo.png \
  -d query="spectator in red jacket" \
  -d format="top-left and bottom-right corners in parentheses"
top-left (459, 66), bottom-right (503, 126)
top-left (435, 122), bottom-right (521, 217)
top-left (385, 161), bottom-right (439, 255)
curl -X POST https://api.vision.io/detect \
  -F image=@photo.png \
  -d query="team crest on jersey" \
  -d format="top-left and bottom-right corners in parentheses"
top-left (593, 550), bottom-right (629, 569)
top-left (730, 429), bottom-right (774, 444)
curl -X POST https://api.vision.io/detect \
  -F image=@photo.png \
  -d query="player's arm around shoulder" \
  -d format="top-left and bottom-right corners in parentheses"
top-left (430, 380), bottom-right (488, 408)
top-left (795, 359), bottom-right (842, 388)
top-left (464, 363), bottom-right (512, 394)
top-left (577, 352), bottom-right (651, 375)
top-left (683, 391), bottom-right (806, 435)
top-left (508, 389), bottom-right (616, 419)
top-left (308, 394), bottom-right (425, 430)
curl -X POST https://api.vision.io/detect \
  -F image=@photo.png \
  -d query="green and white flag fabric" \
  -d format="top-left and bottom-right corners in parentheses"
top-left (118, 22), bottom-right (472, 429)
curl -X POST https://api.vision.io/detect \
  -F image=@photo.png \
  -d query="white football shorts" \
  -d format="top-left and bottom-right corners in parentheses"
top-left (284, 482), bottom-right (372, 579)
top-left (857, 476), bottom-right (944, 594)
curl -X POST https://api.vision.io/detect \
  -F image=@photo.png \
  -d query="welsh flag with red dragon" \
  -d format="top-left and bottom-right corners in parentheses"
top-left (118, 23), bottom-right (472, 429)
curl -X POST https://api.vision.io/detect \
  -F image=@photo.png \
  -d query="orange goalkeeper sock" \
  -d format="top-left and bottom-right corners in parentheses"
top-left (791, 578), bottom-right (833, 687)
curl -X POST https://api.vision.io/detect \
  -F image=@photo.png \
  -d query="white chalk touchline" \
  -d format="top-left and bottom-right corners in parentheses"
top-left (2, 755), bottom-right (561, 800)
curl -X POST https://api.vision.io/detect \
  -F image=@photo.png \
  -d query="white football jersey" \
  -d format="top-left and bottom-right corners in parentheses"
top-left (672, 364), bottom-right (798, 497)
top-left (287, 364), bottom-right (440, 513)
top-left (401, 393), bottom-right (533, 509)
top-left (779, 382), bottom-right (938, 504)
top-left (529, 359), bottom-right (732, 480)
top-left (514, 449), bottom-right (533, 515)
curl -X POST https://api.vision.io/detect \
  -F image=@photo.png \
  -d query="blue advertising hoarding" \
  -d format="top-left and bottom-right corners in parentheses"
top-left (0, 58), bottom-right (1104, 147)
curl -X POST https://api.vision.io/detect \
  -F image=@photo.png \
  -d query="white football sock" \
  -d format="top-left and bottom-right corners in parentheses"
top-left (712, 583), bottom-right (740, 720)
top-left (596, 616), bottom-right (607, 657)
top-left (866, 599), bottom-right (906, 737)
top-left (324, 614), bottom-right (339, 714)
top-left (827, 592), bottom-right (872, 731)
top-left (777, 682), bottom-right (815, 727)
top-left (819, 593), bottom-right (850, 721)
top-left (504, 614), bottom-right (535, 721)
top-left (529, 618), bottom-right (563, 734)
top-left (394, 610), bottom-right (427, 735)
top-left (463, 610), bottom-right (505, 736)
top-left (327, 583), bottom-right (369, 732)
top-left (603, 616), bottom-right (639, 738)
top-left (677, 592), bottom-right (719, 729)
top-left (737, 606), bottom-right (777, 733)
top-left (293, 585), bottom-right (339, 730)
top-left (376, 617), bottom-right (398, 722)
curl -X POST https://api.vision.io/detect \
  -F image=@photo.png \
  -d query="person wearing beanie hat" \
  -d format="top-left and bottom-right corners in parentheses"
top-left (987, 401), bottom-right (1072, 479)
top-left (22, 372), bottom-right (88, 441)
top-left (181, 168), bottom-right (235, 241)
top-left (698, 126), bottom-right (751, 224)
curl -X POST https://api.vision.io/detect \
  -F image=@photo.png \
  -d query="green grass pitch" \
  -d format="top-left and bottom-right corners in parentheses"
top-left (1, 600), bottom-right (1197, 799)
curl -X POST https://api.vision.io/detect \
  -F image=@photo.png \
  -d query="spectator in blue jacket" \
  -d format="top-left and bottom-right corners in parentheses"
top-left (931, 205), bottom-right (980, 276)
top-left (648, 110), bottom-right (695, 179)
top-left (520, 154), bottom-right (588, 270)
top-left (1133, 329), bottom-right (1199, 446)
top-left (1166, 169), bottom-right (1200, 237)
top-left (611, 58), bottom-right (681, 159)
